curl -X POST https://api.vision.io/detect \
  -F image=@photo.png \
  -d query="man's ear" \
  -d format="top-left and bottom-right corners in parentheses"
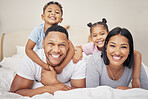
top-left (41, 14), bottom-right (45, 20)
top-left (60, 18), bottom-right (63, 23)
top-left (43, 39), bottom-right (45, 49)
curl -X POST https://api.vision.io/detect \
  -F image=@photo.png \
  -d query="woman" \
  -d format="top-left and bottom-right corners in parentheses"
top-left (86, 27), bottom-right (148, 90)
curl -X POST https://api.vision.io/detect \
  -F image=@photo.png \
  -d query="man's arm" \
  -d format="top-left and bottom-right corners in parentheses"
top-left (70, 79), bottom-right (86, 88)
top-left (10, 74), bottom-right (52, 97)
top-left (10, 74), bottom-right (71, 97)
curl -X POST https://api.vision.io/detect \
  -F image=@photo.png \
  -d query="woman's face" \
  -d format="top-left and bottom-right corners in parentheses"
top-left (91, 25), bottom-right (108, 50)
top-left (106, 34), bottom-right (130, 67)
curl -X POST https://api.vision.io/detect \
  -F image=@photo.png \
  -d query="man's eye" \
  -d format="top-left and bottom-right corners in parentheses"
top-left (59, 44), bottom-right (65, 47)
top-left (48, 43), bottom-right (54, 45)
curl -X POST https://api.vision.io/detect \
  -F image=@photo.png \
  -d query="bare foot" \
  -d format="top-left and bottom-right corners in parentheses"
top-left (64, 25), bottom-right (70, 30)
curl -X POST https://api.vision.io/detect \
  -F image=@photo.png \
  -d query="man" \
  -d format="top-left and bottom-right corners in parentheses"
top-left (10, 25), bottom-right (86, 97)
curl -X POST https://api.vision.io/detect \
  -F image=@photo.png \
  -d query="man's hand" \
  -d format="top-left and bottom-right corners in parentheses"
top-left (116, 86), bottom-right (132, 90)
top-left (132, 78), bottom-right (141, 88)
top-left (41, 66), bottom-right (58, 86)
top-left (48, 84), bottom-right (72, 95)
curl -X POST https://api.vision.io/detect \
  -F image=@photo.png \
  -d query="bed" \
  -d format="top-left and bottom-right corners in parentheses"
top-left (0, 26), bottom-right (148, 99)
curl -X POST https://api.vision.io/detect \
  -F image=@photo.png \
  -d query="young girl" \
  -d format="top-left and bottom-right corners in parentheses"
top-left (25, 1), bottom-right (74, 73)
top-left (73, 18), bottom-right (142, 88)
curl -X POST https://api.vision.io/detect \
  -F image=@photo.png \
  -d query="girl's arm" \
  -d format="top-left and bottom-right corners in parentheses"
top-left (25, 39), bottom-right (49, 70)
top-left (54, 40), bottom-right (75, 74)
top-left (132, 50), bottom-right (142, 88)
top-left (72, 46), bottom-right (83, 63)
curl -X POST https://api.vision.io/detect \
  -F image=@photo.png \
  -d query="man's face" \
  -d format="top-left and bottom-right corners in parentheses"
top-left (43, 31), bottom-right (69, 66)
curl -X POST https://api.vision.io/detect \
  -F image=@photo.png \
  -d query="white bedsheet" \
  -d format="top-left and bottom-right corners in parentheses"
top-left (0, 55), bottom-right (148, 99)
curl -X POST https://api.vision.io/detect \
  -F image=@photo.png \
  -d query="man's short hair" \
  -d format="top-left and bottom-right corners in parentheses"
top-left (45, 25), bottom-right (69, 39)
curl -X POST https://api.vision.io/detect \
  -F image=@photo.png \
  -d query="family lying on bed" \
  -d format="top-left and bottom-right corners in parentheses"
top-left (9, 1), bottom-right (148, 97)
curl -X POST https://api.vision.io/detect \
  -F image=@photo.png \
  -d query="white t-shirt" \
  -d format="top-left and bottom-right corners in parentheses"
top-left (17, 49), bottom-right (86, 89)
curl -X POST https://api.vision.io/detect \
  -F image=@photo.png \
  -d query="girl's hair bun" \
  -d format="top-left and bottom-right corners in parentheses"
top-left (87, 22), bottom-right (93, 27)
top-left (102, 18), bottom-right (107, 24)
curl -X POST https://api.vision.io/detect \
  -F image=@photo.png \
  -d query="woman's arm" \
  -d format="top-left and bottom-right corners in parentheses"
top-left (132, 50), bottom-right (142, 88)
top-left (25, 39), bottom-right (49, 70)
top-left (54, 40), bottom-right (75, 74)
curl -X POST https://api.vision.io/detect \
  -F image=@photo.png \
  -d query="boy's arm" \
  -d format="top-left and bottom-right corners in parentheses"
top-left (25, 39), bottom-right (49, 70)
top-left (54, 40), bottom-right (75, 74)
top-left (132, 50), bottom-right (142, 88)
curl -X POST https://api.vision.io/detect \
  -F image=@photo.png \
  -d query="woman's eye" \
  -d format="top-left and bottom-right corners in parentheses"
top-left (110, 45), bottom-right (115, 47)
top-left (121, 46), bottom-right (127, 48)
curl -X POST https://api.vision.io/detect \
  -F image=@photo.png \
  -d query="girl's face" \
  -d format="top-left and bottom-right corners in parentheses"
top-left (42, 4), bottom-right (63, 25)
top-left (106, 34), bottom-right (130, 67)
top-left (91, 25), bottom-right (108, 50)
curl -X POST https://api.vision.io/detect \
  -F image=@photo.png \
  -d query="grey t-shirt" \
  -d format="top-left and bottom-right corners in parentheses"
top-left (86, 52), bottom-right (148, 90)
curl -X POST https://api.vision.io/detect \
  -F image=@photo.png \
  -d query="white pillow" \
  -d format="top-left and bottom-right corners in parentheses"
top-left (0, 55), bottom-right (24, 72)
top-left (16, 46), bottom-right (25, 55)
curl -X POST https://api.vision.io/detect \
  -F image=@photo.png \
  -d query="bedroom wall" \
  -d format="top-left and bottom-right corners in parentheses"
top-left (0, 0), bottom-right (148, 65)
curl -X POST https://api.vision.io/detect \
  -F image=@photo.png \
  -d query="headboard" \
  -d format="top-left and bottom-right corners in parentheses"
top-left (1, 26), bottom-right (89, 60)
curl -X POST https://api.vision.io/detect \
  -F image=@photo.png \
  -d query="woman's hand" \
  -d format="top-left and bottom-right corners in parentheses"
top-left (132, 78), bottom-right (141, 88)
top-left (116, 86), bottom-right (132, 90)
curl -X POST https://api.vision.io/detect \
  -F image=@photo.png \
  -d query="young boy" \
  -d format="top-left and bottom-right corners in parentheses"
top-left (25, 1), bottom-right (74, 73)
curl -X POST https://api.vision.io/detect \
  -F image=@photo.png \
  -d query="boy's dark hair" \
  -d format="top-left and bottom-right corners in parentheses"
top-left (43, 1), bottom-right (63, 16)
top-left (45, 25), bottom-right (69, 39)
top-left (101, 27), bottom-right (134, 68)
top-left (87, 18), bottom-right (109, 33)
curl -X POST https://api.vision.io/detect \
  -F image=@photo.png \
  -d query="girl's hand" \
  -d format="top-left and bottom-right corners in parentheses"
top-left (132, 78), bottom-right (141, 88)
top-left (73, 47), bottom-right (82, 63)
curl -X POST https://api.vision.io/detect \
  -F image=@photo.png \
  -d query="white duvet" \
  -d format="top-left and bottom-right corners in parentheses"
top-left (0, 54), bottom-right (148, 99)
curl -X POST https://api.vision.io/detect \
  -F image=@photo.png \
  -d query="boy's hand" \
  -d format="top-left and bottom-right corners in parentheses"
top-left (73, 47), bottom-right (82, 63)
top-left (132, 78), bottom-right (141, 88)
top-left (42, 63), bottom-right (50, 70)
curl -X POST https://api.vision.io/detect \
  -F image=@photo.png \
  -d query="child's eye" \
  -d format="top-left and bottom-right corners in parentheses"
top-left (93, 35), bottom-right (97, 37)
top-left (48, 11), bottom-right (52, 13)
top-left (100, 33), bottom-right (105, 35)
top-left (56, 11), bottom-right (59, 14)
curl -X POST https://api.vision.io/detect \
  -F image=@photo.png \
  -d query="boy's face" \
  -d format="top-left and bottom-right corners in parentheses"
top-left (42, 4), bottom-right (63, 25)
top-left (43, 31), bottom-right (69, 67)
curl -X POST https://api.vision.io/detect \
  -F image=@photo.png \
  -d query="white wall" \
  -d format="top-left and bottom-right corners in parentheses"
top-left (0, 0), bottom-right (148, 65)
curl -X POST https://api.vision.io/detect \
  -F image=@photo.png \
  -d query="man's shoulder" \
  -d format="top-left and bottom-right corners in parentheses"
top-left (67, 58), bottom-right (86, 68)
